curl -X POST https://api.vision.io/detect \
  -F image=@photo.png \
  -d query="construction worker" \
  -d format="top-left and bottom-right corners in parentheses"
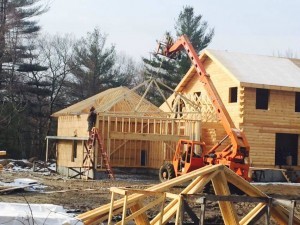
top-left (87, 106), bottom-right (97, 135)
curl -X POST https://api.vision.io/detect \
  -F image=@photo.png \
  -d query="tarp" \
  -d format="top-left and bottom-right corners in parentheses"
top-left (0, 203), bottom-right (83, 225)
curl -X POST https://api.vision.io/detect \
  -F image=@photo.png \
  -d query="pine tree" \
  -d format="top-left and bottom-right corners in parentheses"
top-left (0, 0), bottom-right (47, 158)
top-left (142, 6), bottom-right (214, 105)
top-left (68, 28), bottom-right (134, 101)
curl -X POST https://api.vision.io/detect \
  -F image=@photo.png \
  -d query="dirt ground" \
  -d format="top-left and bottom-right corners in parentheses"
top-left (1, 169), bottom-right (300, 224)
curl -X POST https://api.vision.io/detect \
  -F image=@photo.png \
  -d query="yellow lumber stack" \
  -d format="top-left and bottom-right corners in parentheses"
top-left (0, 151), bottom-right (6, 171)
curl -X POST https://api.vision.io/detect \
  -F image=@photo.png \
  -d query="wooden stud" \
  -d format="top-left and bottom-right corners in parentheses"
top-left (108, 191), bottom-right (115, 224)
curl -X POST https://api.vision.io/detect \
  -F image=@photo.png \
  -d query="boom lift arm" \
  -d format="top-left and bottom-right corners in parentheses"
top-left (157, 35), bottom-right (250, 180)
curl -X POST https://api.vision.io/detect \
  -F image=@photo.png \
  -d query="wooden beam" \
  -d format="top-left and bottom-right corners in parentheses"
top-left (156, 200), bottom-right (180, 225)
top-left (120, 196), bottom-right (166, 225)
top-left (224, 166), bottom-right (300, 225)
top-left (175, 195), bottom-right (183, 225)
top-left (110, 131), bottom-right (189, 142)
top-left (150, 198), bottom-right (178, 225)
top-left (129, 201), bottom-right (150, 225)
top-left (110, 187), bottom-right (166, 196)
top-left (239, 203), bottom-right (267, 225)
top-left (211, 171), bottom-right (239, 225)
top-left (186, 170), bottom-right (220, 194)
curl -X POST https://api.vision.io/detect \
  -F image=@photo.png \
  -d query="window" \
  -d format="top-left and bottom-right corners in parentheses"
top-left (256, 88), bottom-right (269, 110)
top-left (194, 92), bottom-right (201, 97)
top-left (296, 92), bottom-right (300, 112)
top-left (72, 140), bottom-right (77, 162)
top-left (194, 91), bottom-right (201, 102)
top-left (229, 87), bottom-right (238, 103)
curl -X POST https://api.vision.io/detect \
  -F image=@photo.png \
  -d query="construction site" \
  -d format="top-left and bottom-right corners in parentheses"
top-left (0, 31), bottom-right (300, 225)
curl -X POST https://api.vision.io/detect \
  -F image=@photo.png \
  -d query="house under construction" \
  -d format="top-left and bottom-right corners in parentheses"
top-left (48, 79), bottom-right (204, 179)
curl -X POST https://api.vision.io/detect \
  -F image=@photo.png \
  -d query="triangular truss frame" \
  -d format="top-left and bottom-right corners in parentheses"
top-left (77, 165), bottom-right (300, 225)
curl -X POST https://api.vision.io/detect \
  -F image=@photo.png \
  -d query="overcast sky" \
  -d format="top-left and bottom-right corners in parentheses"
top-left (39, 0), bottom-right (300, 61)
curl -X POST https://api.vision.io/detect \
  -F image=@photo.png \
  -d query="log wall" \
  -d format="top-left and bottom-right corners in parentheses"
top-left (181, 58), bottom-right (240, 151)
top-left (242, 88), bottom-right (300, 166)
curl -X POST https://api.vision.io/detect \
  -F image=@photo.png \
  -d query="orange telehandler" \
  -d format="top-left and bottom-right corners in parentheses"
top-left (157, 35), bottom-right (251, 182)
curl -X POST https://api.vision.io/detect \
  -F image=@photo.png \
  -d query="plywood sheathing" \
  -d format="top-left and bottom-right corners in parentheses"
top-left (76, 165), bottom-right (300, 225)
top-left (52, 86), bottom-right (164, 117)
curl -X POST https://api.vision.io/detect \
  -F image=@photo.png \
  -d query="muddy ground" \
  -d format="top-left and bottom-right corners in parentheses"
top-left (1, 169), bottom-right (300, 224)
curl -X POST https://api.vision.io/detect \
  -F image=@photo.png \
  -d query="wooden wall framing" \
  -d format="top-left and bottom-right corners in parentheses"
top-left (97, 114), bottom-right (201, 169)
top-left (53, 113), bottom-right (202, 175)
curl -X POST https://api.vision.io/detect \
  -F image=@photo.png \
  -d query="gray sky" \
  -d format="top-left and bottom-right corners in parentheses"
top-left (39, 0), bottom-right (300, 61)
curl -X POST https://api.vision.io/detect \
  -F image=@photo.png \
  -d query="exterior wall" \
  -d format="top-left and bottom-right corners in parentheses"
top-left (242, 88), bottom-right (300, 166)
top-left (181, 58), bottom-right (241, 151)
top-left (57, 140), bottom-right (85, 167)
top-left (57, 115), bottom-right (89, 137)
top-left (203, 58), bottom-right (242, 128)
top-left (56, 115), bottom-right (89, 168)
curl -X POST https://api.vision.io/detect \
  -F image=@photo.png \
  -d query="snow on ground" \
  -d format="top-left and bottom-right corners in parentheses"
top-left (0, 203), bottom-right (84, 225)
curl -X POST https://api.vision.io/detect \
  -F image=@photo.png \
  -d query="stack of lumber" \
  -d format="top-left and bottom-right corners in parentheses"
top-left (76, 165), bottom-right (300, 225)
top-left (0, 151), bottom-right (6, 171)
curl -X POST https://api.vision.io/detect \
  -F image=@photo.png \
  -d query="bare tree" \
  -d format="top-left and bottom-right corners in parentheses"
top-left (274, 49), bottom-right (299, 59)
top-left (37, 34), bottom-right (75, 136)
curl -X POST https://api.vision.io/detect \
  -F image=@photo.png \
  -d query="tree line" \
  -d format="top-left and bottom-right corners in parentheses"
top-left (0, 1), bottom-right (214, 159)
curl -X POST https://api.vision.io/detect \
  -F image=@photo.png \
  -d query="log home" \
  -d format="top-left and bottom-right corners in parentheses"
top-left (161, 49), bottom-right (300, 169)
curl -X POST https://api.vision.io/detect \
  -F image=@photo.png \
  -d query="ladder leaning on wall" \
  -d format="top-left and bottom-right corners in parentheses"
top-left (86, 127), bottom-right (115, 179)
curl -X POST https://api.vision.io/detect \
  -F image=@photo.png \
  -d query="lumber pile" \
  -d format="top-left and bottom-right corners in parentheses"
top-left (0, 151), bottom-right (6, 156)
top-left (76, 165), bottom-right (300, 225)
top-left (0, 151), bottom-right (6, 171)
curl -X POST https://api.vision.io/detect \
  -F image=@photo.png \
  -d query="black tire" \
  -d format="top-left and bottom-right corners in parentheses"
top-left (159, 162), bottom-right (175, 182)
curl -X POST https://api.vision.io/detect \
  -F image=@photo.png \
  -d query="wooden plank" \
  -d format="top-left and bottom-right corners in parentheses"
top-left (150, 198), bottom-right (178, 225)
top-left (175, 195), bottom-right (183, 225)
top-left (211, 171), bottom-right (239, 225)
top-left (116, 196), bottom-right (165, 225)
top-left (0, 151), bottom-right (6, 156)
top-left (110, 132), bottom-right (189, 142)
top-left (128, 201), bottom-right (150, 225)
top-left (224, 166), bottom-right (300, 225)
top-left (107, 191), bottom-right (115, 225)
top-left (239, 203), bottom-right (266, 225)
top-left (154, 200), bottom-right (179, 225)
top-left (186, 170), bottom-right (220, 194)
top-left (0, 185), bottom-right (33, 193)
top-left (158, 193), bottom-right (166, 225)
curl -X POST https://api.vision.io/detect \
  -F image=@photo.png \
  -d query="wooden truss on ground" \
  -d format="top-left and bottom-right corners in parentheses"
top-left (77, 165), bottom-right (300, 225)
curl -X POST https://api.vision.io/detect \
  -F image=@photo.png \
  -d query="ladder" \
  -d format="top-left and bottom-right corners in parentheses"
top-left (89, 127), bottom-right (115, 179)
